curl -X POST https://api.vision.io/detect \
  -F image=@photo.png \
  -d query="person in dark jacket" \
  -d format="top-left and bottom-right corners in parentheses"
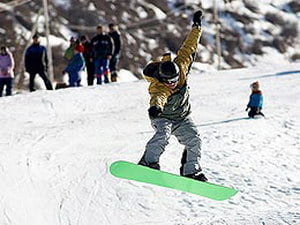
top-left (108, 23), bottom-right (122, 82)
top-left (246, 81), bottom-right (265, 118)
top-left (91, 25), bottom-right (113, 85)
top-left (138, 11), bottom-right (208, 182)
top-left (25, 34), bottom-right (53, 91)
top-left (80, 35), bottom-right (95, 85)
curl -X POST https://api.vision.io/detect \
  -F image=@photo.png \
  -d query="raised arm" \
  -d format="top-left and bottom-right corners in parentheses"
top-left (174, 11), bottom-right (203, 78)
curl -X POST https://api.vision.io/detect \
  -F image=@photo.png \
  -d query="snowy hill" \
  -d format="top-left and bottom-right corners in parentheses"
top-left (0, 61), bottom-right (300, 225)
top-left (0, 0), bottom-right (299, 78)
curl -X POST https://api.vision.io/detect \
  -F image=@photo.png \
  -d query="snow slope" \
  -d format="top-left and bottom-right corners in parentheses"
top-left (0, 62), bottom-right (299, 225)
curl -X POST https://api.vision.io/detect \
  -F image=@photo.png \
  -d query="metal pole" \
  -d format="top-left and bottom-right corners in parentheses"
top-left (213, 0), bottom-right (221, 70)
top-left (43, 0), bottom-right (54, 82)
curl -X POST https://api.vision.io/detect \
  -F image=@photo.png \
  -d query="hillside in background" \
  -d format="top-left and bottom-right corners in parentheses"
top-left (0, 0), bottom-right (299, 80)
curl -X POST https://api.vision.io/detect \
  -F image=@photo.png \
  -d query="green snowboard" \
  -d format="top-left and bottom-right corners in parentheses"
top-left (110, 161), bottom-right (238, 201)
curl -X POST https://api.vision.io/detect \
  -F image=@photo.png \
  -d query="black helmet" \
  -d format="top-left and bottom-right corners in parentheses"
top-left (158, 61), bottom-right (180, 83)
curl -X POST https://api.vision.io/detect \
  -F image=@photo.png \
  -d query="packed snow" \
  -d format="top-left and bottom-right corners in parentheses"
top-left (0, 61), bottom-right (299, 225)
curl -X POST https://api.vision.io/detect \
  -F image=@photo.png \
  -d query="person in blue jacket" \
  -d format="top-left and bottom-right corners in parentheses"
top-left (63, 44), bottom-right (85, 87)
top-left (25, 34), bottom-right (53, 91)
top-left (246, 81), bottom-right (265, 118)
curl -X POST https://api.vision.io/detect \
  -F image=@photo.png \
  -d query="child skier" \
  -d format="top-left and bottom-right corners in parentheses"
top-left (245, 81), bottom-right (265, 118)
top-left (63, 44), bottom-right (85, 87)
top-left (138, 10), bottom-right (208, 182)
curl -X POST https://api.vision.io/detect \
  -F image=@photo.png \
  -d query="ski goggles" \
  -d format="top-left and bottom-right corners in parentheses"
top-left (161, 76), bottom-right (179, 84)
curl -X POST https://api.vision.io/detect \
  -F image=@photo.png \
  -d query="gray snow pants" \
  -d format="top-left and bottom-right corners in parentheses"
top-left (142, 116), bottom-right (202, 176)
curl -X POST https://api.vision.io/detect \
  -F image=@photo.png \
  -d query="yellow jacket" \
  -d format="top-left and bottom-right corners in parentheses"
top-left (144, 26), bottom-right (202, 110)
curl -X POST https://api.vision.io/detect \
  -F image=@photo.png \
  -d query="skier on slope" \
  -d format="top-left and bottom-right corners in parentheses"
top-left (246, 81), bottom-right (265, 118)
top-left (138, 10), bottom-right (208, 182)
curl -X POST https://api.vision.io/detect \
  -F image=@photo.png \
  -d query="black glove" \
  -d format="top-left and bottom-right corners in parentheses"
top-left (193, 10), bottom-right (203, 26)
top-left (245, 107), bottom-right (249, 111)
top-left (148, 106), bottom-right (162, 119)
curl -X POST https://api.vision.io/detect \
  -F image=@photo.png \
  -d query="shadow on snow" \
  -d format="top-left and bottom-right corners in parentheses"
top-left (195, 117), bottom-right (249, 127)
top-left (240, 70), bottom-right (300, 80)
top-left (139, 117), bottom-right (250, 134)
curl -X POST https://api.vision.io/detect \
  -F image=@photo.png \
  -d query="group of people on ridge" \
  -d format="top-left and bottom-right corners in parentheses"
top-left (0, 23), bottom-right (121, 95)
top-left (63, 23), bottom-right (121, 87)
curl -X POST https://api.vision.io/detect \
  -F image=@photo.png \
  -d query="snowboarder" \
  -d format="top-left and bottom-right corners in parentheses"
top-left (91, 25), bottom-right (113, 85)
top-left (138, 10), bottom-right (208, 182)
top-left (63, 44), bottom-right (85, 87)
top-left (25, 33), bottom-right (53, 92)
top-left (246, 81), bottom-right (265, 118)
top-left (0, 46), bottom-right (14, 97)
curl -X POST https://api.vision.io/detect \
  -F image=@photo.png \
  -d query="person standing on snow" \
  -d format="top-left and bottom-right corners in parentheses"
top-left (246, 81), bottom-right (265, 118)
top-left (63, 44), bottom-right (85, 87)
top-left (91, 25), bottom-right (113, 85)
top-left (138, 10), bottom-right (208, 182)
top-left (25, 34), bottom-right (53, 92)
top-left (108, 23), bottom-right (122, 82)
top-left (80, 35), bottom-right (95, 86)
top-left (0, 46), bottom-right (15, 97)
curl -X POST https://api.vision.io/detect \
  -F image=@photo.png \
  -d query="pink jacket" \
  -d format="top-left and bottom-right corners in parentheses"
top-left (0, 51), bottom-right (15, 78)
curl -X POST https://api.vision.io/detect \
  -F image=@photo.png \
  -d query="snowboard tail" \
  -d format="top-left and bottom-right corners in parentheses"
top-left (110, 161), bottom-right (238, 201)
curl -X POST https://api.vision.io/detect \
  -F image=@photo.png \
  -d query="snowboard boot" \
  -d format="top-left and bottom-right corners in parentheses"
top-left (147, 162), bottom-right (160, 170)
top-left (138, 157), bottom-right (160, 170)
top-left (185, 172), bottom-right (208, 182)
